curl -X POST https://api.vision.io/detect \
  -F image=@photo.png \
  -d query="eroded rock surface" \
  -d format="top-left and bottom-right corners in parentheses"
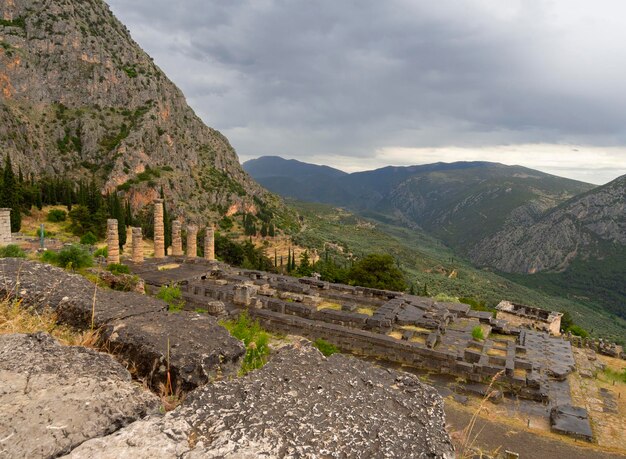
top-left (0, 258), bottom-right (246, 390)
top-left (0, 333), bottom-right (159, 459)
top-left (66, 342), bottom-right (455, 458)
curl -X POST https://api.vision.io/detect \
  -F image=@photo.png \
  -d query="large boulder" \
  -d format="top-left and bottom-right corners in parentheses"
top-left (66, 341), bottom-right (455, 458)
top-left (0, 259), bottom-right (246, 390)
top-left (0, 333), bottom-right (159, 459)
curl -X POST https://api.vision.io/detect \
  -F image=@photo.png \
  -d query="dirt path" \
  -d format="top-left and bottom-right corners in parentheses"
top-left (444, 401), bottom-right (626, 459)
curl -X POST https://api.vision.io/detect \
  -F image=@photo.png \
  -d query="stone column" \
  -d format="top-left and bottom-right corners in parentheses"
top-left (186, 225), bottom-right (197, 258)
top-left (171, 220), bottom-right (183, 256)
top-left (131, 227), bottom-right (143, 263)
top-left (106, 219), bottom-right (120, 264)
top-left (153, 199), bottom-right (165, 259)
top-left (124, 226), bottom-right (133, 252)
top-left (204, 225), bottom-right (215, 261)
top-left (0, 208), bottom-right (11, 245)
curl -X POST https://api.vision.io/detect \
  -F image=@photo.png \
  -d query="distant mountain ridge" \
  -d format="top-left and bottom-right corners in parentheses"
top-left (243, 156), bottom-right (594, 252)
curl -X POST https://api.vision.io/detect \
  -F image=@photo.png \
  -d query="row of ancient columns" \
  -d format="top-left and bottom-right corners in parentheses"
top-left (106, 199), bottom-right (216, 264)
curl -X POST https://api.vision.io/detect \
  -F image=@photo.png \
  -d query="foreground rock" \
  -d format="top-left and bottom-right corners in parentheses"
top-left (0, 258), bottom-right (245, 390)
top-left (0, 333), bottom-right (159, 459)
top-left (66, 341), bottom-right (455, 458)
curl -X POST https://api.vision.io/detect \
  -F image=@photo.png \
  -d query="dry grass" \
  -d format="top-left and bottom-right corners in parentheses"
top-left (388, 331), bottom-right (403, 340)
top-left (400, 324), bottom-right (431, 333)
top-left (317, 301), bottom-right (341, 311)
top-left (452, 370), bottom-right (505, 459)
top-left (487, 347), bottom-right (507, 357)
top-left (356, 307), bottom-right (374, 316)
top-left (0, 298), bottom-right (99, 347)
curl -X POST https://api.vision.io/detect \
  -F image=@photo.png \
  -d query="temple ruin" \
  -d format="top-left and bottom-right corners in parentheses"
top-left (204, 226), bottom-right (215, 261)
top-left (496, 300), bottom-right (562, 336)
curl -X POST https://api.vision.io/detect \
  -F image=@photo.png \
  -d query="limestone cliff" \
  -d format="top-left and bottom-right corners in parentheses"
top-left (470, 174), bottom-right (626, 273)
top-left (0, 0), bottom-right (277, 220)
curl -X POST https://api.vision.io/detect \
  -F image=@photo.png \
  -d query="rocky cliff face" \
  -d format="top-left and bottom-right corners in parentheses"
top-left (0, 0), bottom-right (275, 220)
top-left (470, 174), bottom-right (626, 273)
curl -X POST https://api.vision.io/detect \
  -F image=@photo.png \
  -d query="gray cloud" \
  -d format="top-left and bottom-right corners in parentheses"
top-left (107, 0), bottom-right (626, 183)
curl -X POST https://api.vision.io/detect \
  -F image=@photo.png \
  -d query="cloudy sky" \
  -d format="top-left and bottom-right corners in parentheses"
top-left (107, 0), bottom-right (626, 184)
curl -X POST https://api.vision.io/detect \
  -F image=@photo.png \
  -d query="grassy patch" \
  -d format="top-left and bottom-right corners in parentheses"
top-left (313, 338), bottom-right (339, 356)
top-left (0, 244), bottom-right (26, 258)
top-left (0, 298), bottom-right (98, 347)
top-left (107, 263), bottom-right (130, 275)
top-left (472, 326), bottom-right (485, 341)
top-left (220, 311), bottom-right (269, 375)
top-left (156, 283), bottom-right (184, 312)
top-left (41, 244), bottom-right (94, 270)
top-left (599, 367), bottom-right (626, 384)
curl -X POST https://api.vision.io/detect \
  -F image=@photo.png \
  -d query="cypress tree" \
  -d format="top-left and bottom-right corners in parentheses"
top-left (1, 155), bottom-right (20, 232)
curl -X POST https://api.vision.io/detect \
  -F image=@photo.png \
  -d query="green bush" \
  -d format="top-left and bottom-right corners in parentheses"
top-left (46, 209), bottom-right (67, 222)
top-left (220, 311), bottom-right (269, 375)
top-left (471, 326), bottom-right (484, 341)
top-left (313, 338), bottom-right (339, 357)
top-left (80, 231), bottom-right (98, 245)
top-left (42, 245), bottom-right (94, 270)
top-left (0, 244), bottom-right (26, 258)
top-left (156, 283), bottom-right (184, 312)
top-left (36, 227), bottom-right (54, 238)
top-left (107, 263), bottom-right (130, 275)
top-left (93, 247), bottom-right (108, 258)
top-left (569, 325), bottom-right (589, 339)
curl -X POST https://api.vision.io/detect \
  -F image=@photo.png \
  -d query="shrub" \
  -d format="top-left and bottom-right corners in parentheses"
top-left (46, 209), bottom-right (67, 222)
top-left (107, 263), bottom-right (130, 275)
top-left (313, 338), bottom-right (338, 357)
top-left (80, 231), bottom-right (98, 245)
top-left (471, 326), bottom-right (484, 341)
top-left (36, 227), bottom-right (53, 238)
top-left (42, 244), bottom-right (94, 270)
top-left (93, 247), bottom-right (108, 258)
top-left (220, 311), bottom-right (269, 375)
top-left (569, 325), bottom-right (589, 339)
top-left (0, 244), bottom-right (26, 258)
top-left (156, 283), bottom-right (184, 312)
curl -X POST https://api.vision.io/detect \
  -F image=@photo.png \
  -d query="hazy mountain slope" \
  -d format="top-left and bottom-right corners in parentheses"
top-left (0, 0), bottom-right (276, 220)
top-left (471, 174), bottom-right (626, 273)
top-left (291, 200), bottom-right (626, 342)
top-left (473, 174), bottom-right (626, 321)
top-left (245, 156), bottom-right (594, 251)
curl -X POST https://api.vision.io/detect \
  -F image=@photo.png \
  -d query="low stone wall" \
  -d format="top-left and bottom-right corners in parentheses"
top-left (248, 307), bottom-right (526, 389)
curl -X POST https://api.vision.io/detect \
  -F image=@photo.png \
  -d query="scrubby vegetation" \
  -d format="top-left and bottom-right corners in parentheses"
top-left (156, 283), bottom-right (185, 312)
top-left (46, 209), bottom-right (67, 222)
top-left (41, 244), bottom-right (93, 270)
top-left (220, 311), bottom-right (270, 375)
top-left (106, 263), bottom-right (130, 275)
top-left (471, 326), bottom-right (485, 341)
top-left (0, 244), bottom-right (26, 258)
